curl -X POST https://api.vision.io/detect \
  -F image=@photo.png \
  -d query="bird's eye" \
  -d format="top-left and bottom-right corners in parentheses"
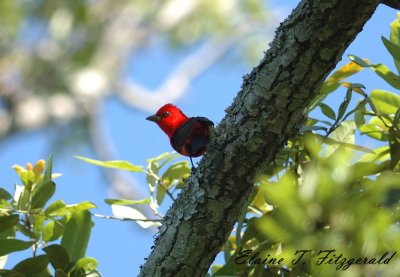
top-left (163, 111), bottom-right (171, 117)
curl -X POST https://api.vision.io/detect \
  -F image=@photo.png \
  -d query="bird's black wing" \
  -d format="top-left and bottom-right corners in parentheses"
top-left (171, 117), bottom-right (213, 155)
top-left (171, 118), bottom-right (196, 153)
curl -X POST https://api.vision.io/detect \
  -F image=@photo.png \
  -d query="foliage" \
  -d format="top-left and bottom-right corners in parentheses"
top-left (76, 152), bottom-right (190, 229)
top-left (0, 158), bottom-right (99, 276)
top-left (2, 7), bottom-right (400, 277)
top-left (210, 13), bottom-right (400, 277)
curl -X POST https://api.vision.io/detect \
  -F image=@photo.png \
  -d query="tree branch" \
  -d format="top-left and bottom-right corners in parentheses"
top-left (138, 0), bottom-right (381, 276)
top-left (381, 0), bottom-right (400, 10)
top-left (115, 39), bottom-right (233, 113)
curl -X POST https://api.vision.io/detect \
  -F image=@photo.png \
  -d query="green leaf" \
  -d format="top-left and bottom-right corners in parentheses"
top-left (390, 15), bottom-right (400, 73)
top-left (370, 64), bottom-right (400, 89)
top-left (33, 213), bottom-right (46, 240)
top-left (331, 121), bottom-right (355, 144)
top-left (389, 129), bottom-right (400, 168)
top-left (104, 198), bottom-right (150, 205)
top-left (371, 89), bottom-right (400, 114)
top-left (309, 61), bottom-right (364, 111)
top-left (146, 152), bottom-right (177, 164)
top-left (13, 185), bottom-right (29, 211)
top-left (337, 88), bottom-right (353, 122)
top-left (146, 162), bottom-right (158, 193)
top-left (111, 205), bottom-right (161, 228)
top-left (43, 155), bottom-right (53, 185)
top-left (212, 257), bottom-right (239, 276)
top-left (71, 257), bottom-right (98, 272)
top-left (348, 54), bottom-right (371, 67)
top-left (43, 244), bottom-right (70, 270)
top-left (382, 36), bottom-right (400, 69)
top-left (0, 188), bottom-right (12, 201)
top-left (314, 133), bottom-right (374, 154)
top-left (319, 103), bottom-right (336, 120)
top-left (61, 210), bottom-right (92, 262)
top-left (358, 146), bottom-right (390, 163)
top-left (155, 183), bottom-right (167, 206)
top-left (75, 156), bottom-right (143, 172)
top-left (359, 124), bottom-right (389, 141)
top-left (67, 201), bottom-right (96, 212)
top-left (13, 255), bottom-right (49, 275)
top-left (19, 171), bottom-right (35, 191)
top-left (146, 152), bottom-right (181, 193)
top-left (354, 100), bottom-right (367, 128)
top-left (161, 161), bottom-right (190, 184)
top-left (157, 161), bottom-right (191, 204)
top-left (0, 239), bottom-right (35, 256)
top-left (31, 181), bottom-right (56, 209)
top-left (43, 219), bottom-right (65, 242)
top-left (46, 200), bottom-right (68, 216)
top-left (0, 269), bottom-right (25, 277)
top-left (0, 215), bottom-right (19, 233)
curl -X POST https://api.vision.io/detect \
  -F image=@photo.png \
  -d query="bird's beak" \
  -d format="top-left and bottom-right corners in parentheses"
top-left (146, 115), bottom-right (161, 122)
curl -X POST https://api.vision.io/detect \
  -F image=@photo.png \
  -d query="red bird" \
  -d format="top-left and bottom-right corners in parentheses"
top-left (146, 104), bottom-right (214, 167)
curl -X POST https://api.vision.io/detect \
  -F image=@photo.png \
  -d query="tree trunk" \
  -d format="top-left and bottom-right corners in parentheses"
top-left (139, 0), bottom-right (381, 276)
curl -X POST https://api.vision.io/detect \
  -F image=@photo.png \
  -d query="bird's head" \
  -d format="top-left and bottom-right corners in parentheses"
top-left (146, 103), bottom-right (188, 137)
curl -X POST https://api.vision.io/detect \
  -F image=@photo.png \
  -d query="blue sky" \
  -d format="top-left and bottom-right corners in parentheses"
top-left (0, 1), bottom-right (398, 276)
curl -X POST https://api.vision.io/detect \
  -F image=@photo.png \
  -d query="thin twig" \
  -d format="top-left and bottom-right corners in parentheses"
top-left (92, 213), bottom-right (164, 222)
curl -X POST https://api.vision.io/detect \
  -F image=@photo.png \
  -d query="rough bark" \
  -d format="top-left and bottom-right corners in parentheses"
top-left (139, 0), bottom-right (381, 276)
top-left (381, 0), bottom-right (400, 10)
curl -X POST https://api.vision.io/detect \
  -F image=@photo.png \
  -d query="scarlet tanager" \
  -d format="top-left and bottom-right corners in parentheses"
top-left (146, 104), bottom-right (214, 167)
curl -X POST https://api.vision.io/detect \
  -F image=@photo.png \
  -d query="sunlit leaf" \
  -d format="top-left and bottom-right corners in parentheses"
top-left (358, 146), bottom-right (390, 162)
top-left (61, 210), bottom-right (92, 262)
top-left (327, 121), bottom-right (355, 154)
top-left (371, 89), bottom-right (400, 114)
top-left (46, 200), bottom-right (68, 217)
top-left (309, 61), bottom-right (365, 111)
top-left (359, 124), bottom-right (389, 141)
top-left (348, 54), bottom-right (371, 67)
top-left (31, 181), bottom-right (56, 209)
top-left (104, 198), bottom-right (150, 205)
top-left (161, 161), bottom-right (190, 184)
top-left (75, 156), bottom-right (143, 172)
top-left (390, 14), bottom-right (400, 73)
top-left (71, 257), bottom-right (98, 272)
top-left (43, 219), bottom-right (65, 242)
top-left (370, 64), bottom-right (400, 89)
top-left (33, 213), bottom-right (45, 240)
top-left (382, 36), bottom-right (400, 64)
top-left (13, 185), bottom-right (29, 211)
top-left (43, 155), bottom-right (53, 185)
top-left (67, 201), bottom-right (96, 212)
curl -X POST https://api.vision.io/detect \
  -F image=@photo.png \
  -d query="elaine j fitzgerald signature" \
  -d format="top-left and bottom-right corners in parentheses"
top-left (235, 249), bottom-right (396, 270)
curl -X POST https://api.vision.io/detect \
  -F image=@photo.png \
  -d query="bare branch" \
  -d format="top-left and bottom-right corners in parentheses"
top-left (381, 0), bottom-right (400, 10)
top-left (86, 101), bottom-right (158, 223)
top-left (115, 39), bottom-right (233, 113)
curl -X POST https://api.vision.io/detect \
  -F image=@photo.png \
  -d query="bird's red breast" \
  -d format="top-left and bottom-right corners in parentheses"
top-left (146, 104), bottom-right (214, 157)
